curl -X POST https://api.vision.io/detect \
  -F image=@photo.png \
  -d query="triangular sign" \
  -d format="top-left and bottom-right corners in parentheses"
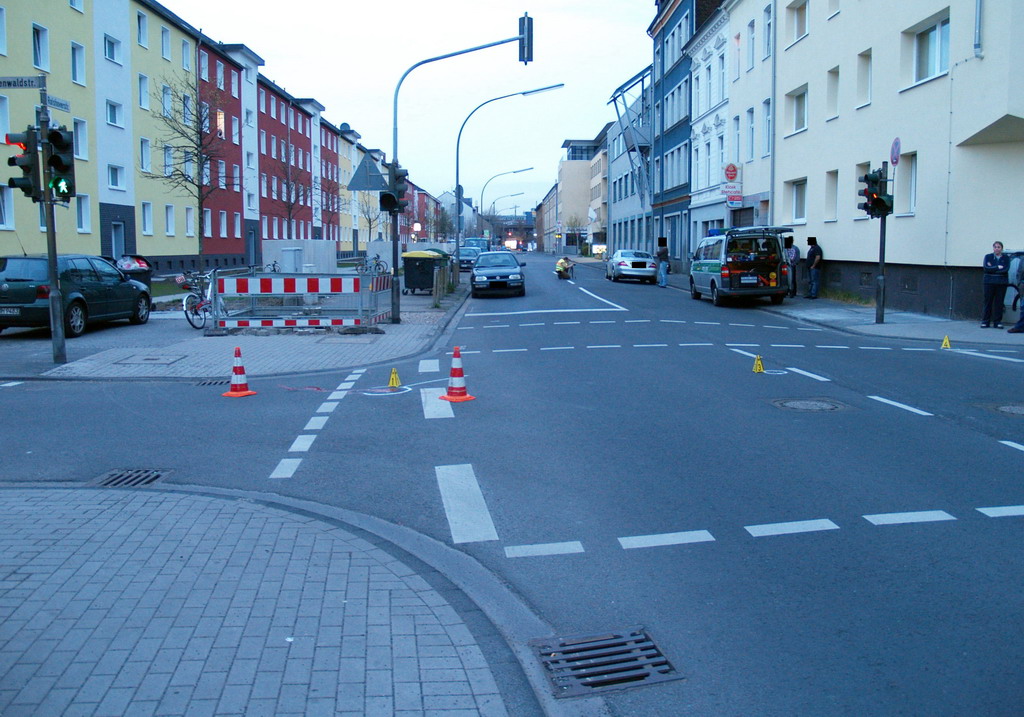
top-left (347, 155), bottom-right (389, 192)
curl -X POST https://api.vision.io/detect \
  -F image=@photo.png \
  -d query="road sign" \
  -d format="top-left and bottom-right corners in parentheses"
top-left (346, 154), bottom-right (388, 192)
top-left (0, 76), bottom-right (40, 90)
top-left (723, 163), bottom-right (740, 182)
top-left (890, 137), bottom-right (901, 166)
top-left (46, 96), bottom-right (70, 113)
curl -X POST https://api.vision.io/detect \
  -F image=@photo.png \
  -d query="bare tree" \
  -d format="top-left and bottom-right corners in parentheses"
top-left (314, 175), bottom-right (342, 239)
top-left (564, 214), bottom-right (587, 248)
top-left (435, 208), bottom-right (455, 240)
top-left (357, 192), bottom-right (387, 244)
top-left (265, 155), bottom-right (306, 239)
top-left (150, 76), bottom-right (233, 255)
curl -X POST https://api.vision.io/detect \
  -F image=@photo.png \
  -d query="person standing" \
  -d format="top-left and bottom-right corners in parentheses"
top-left (784, 236), bottom-right (800, 298)
top-left (981, 241), bottom-right (1011, 328)
top-left (656, 237), bottom-right (670, 288)
top-left (804, 236), bottom-right (823, 299)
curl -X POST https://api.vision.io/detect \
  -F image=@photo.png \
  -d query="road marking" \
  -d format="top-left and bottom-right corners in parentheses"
top-left (729, 323), bottom-right (755, 327)
top-left (625, 319), bottom-right (651, 323)
top-left (456, 326), bottom-right (475, 330)
top-left (726, 343), bottom-right (759, 347)
top-left (519, 322), bottom-right (545, 326)
top-left (304, 416), bottom-right (328, 431)
top-left (469, 307), bottom-right (623, 317)
top-left (999, 440), bottom-right (1024, 452)
top-left (955, 350), bottom-right (1024, 364)
top-left (786, 367), bottom-right (831, 382)
top-left (421, 388), bottom-right (454, 419)
top-left (316, 402), bottom-right (339, 413)
top-left (634, 343), bottom-right (668, 348)
top-left (458, 350), bottom-right (482, 354)
top-left (618, 530), bottom-right (715, 549)
top-left (505, 541), bottom-right (585, 558)
top-left (729, 348), bottom-right (759, 358)
top-left (659, 319), bottom-right (687, 324)
top-left (589, 320), bottom-right (616, 324)
top-left (863, 510), bottom-right (955, 525)
top-left (797, 327), bottom-right (824, 331)
top-left (902, 348), bottom-right (935, 352)
top-left (578, 287), bottom-right (629, 311)
top-left (988, 350), bottom-right (1019, 354)
top-left (745, 519), bottom-right (839, 537)
top-left (344, 374), bottom-right (361, 381)
top-left (587, 345), bottom-right (621, 349)
top-left (554, 321), bottom-right (580, 325)
top-left (483, 324), bottom-right (510, 329)
top-left (772, 344), bottom-right (805, 348)
top-left (337, 382), bottom-right (355, 389)
top-left (679, 342), bottom-right (714, 347)
top-left (328, 390), bottom-right (349, 400)
top-left (419, 359), bottom-right (440, 373)
top-left (694, 321), bottom-right (720, 325)
top-left (289, 435), bottom-right (317, 452)
top-left (868, 395), bottom-right (933, 416)
top-left (540, 346), bottom-right (574, 351)
top-left (763, 325), bottom-right (788, 329)
top-left (493, 348), bottom-right (528, 353)
top-left (859, 346), bottom-right (892, 351)
top-left (270, 459), bottom-right (302, 479)
top-left (435, 464), bottom-right (499, 544)
top-left (1, 381), bottom-right (23, 387)
top-left (351, 368), bottom-right (366, 374)
top-left (977, 505), bottom-right (1024, 518)
top-left (817, 345), bottom-right (849, 349)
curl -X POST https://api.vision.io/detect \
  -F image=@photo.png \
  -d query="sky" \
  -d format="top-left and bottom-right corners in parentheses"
top-left (162, 0), bottom-right (656, 214)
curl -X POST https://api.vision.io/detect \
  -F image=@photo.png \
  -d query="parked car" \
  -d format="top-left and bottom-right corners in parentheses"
top-left (470, 251), bottom-right (526, 297)
top-left (606, 249), bottom-right (658, 283)
top-left (689, 227), bottom-right (790, 306)
top-left (0, 254), bottom-right (151, 337)
top-left (458, 247), bottom-right (481, 271)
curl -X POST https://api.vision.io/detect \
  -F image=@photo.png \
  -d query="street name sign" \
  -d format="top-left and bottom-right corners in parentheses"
top-left (0, 76), bottom-right (40, 90)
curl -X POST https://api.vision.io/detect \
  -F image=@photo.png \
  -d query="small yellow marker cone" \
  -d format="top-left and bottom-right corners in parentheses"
top-left (940, 335), bottom-right (951, 349)
top-left (388, 368), bottom-right (401, 388)
top-left (752, 355), bottom-right (765, 373)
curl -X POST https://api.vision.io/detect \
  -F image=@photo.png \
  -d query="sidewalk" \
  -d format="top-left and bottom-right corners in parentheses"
top-left (573, 255), bottom-right (1024, 349)
top-left (0, 486), bottom-right (513, 717)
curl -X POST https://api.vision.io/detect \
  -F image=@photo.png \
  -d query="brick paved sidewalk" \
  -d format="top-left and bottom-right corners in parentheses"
top-left (0, 488), bottom-right (508, 716)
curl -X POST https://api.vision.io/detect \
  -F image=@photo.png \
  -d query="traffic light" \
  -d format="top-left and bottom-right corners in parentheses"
top-left (393, 165), bottom-right (409, 214)
top-left (379, 164), bottom-right (399, 213)
top-left (857, 168), bottom-right (893, 218)
top-left (46, 126), bottom-right (76, 200)
top-left (5, 127), bottom-right (42, 201)
top-left (518, 13), bottom-right (534, 64)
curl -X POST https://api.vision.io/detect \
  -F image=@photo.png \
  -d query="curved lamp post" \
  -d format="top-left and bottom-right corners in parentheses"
top-left (479, 168), bottom-right (532, 222)
top-left (454, 83), bottom-right (564, 279)
top-left (487, 192), bottom-right (524, 216)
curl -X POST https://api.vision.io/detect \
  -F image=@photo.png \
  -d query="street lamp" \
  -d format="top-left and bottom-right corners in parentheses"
top-left (479, 167), bottom-right (532, 221)
top-left (487, 192), bottom-right (524, 216)
top-left (454, 83), bottom-right (564, 279)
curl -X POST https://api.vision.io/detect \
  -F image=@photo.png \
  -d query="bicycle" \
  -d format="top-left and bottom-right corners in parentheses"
top-left (355, 254), bottom-right (389, 275)
top-left (264, 260), bottom-right (280, 272)
top-left (176, 268), bottom-right (221, 329)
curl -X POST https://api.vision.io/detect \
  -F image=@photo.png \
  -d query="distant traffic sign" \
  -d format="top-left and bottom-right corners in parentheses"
top-left (0, 76), bottom-right (40, 90)
top-left (347, 155), bottom-right (388, 192)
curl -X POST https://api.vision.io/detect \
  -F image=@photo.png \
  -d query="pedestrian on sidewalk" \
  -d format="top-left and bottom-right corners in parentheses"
top-left (784, 236), bottom-right (800, 297)
top-left (981, 241), bottom-right (1010, 328)
top-left (804, 236), bottom-right (823, 299)
top-left (656, 237), bottom-right (670, 288)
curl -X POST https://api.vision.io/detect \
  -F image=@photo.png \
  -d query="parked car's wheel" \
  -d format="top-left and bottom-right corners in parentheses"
top-left (129, 294), bottom-right (151, 324)
top-left (690, 279), bottom-right (701, 300)
top-left (611, 272), bottom-right (619, 282)
top-left (770, 294), bottom-right (785, 305)
top-left (518, 287), bottom-right (526, 297)
top-left (64, 302), bottom-right (87, 338)
top-left (471, 291), bottom-right (479, 298)
top-left (711, 283), bottom-right (724, 307)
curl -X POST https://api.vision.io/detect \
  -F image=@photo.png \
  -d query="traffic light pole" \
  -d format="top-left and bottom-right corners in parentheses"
top-left (37, 76), bottom-right (67, 362)
top-left (874, 161), bottom-right (888, 325)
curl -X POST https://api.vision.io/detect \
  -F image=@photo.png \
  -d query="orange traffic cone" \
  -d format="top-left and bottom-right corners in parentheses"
top-left (222, 346), bottom-right (257, 397)
top-left (439, 346), bottom-right (475, 402)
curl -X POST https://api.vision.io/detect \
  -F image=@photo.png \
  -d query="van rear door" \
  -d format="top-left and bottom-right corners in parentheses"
top-left (724, 235), bottom-right (783, 291)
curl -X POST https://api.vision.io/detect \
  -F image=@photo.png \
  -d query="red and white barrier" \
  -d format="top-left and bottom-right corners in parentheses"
top-left (217, 274), bottom-right (391, 296)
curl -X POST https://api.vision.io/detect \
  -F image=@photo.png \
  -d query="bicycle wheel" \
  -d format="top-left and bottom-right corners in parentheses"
top-left (355, 262), bottom-right (368, 275)
top-left (183, 295), bottom-right (208, 329)
top-left (374, 259), bottom-right (389, 273)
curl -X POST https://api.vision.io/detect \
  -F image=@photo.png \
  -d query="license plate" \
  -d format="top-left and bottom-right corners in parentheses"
top-left (740, 275), bottom-right (758, 284)
top-left (0, 307), bottom-right (20, 315)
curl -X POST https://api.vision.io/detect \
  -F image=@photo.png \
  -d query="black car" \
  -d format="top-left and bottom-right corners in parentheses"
top-left (0, 254), bottom-right (151, 338)
top-left (470, 251), bottom-right (526, 297)
top-left (458, 247), bottom-right (481, 271)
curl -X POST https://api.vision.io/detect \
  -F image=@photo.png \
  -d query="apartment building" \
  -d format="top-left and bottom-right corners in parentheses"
top-left (587, 124), bottom-right (609, 250)
top-left (256, 77), bottom-right (313, 243)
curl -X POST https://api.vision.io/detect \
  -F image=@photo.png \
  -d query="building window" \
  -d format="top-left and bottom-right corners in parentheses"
top-left (789, 1), bottom-right (808, 43)
top-left (246, 151), bottom-right (255, 169)
top-left (787, 86), bottom-right (807, 133)
top-left (141, 202), bottom-right (153, 234)
top-left (826, 66), bottom-right (839, 118)
top-left (71, 43), bottom-right (86, 85)
top-left (136, 12), bottom-right (148, 47)
top-left (73, 118), bottom-right (87, 159)
top-left (203, 208), bottom-right (212, 237)
top-left (32, 25), bottom-right (50, 71)
top-left (233, 212), bottom-right (241, 238)
top-left (160, 27), bottom-right (170, 60)
top-left (199, 51), bottom-right (208, 80)
top-left (762, 99), bottom-right (772, 155)
top-left (763, 5), bottom-right (773, 57)
top-left (181, 40), bottom-right (191, 70)
top-left (138, 74), bottom-right (149, 109)
top-left (185, 206), bottom-right (195, 236)
top-left (746, 21), bottom-right (755, 70)
top-left (216, 61), bottom-right (224, 90)
top-left (0, 188), bottom-right (12, 229)
top-left (245, 110), bottom-right (254, 127)
top-left (219, 210), bottom-right (227, 237)
top-left (746, 108), bottom-right (755, 160)
top-left (163, 145), bottom-right (173, 176)
top-left (247, 193), bottom-right (256, 211)
top-left (259, 130), bottom-right (266, 154)
top-left (913, 16), bottom-right (950, 82)
top-left (790, 179), bottom-right (807, 221)
top-left (857, 49), bottom-right (872, 106)
top-left (270, 96), bottom-right (277, 119)
top-left (183, 94), bottom-right (193, 126)
top-left (259, 89), bottom-right (266, 112)
top-left (232, 116), bottom-right (240, 144)
top-left (165, 205), bottom-right (175, 236)
top-left (896, 152), bottom-right (918, 214)
top-left (200, 102), bottom-right (210, 132)
top-left (183, 151), bottom-right (193, 179)
top-left (139, 138), bottom-right (151, 172)
top-left (0, 9), bottom-right (5, 57)
top-left (161, 85), bottom-right (171, 117)
top-left (217, 160), bottom-right (226, 189)
top-left (230, 71), bottom-right (239, 98)
top-left (103, 34), bottom-right (121, 64)
top-left (106, 101), bottom-right (123, 127)
top-left (824, 170), bottom-right (838, 221)
top-left (76, 195), bottom-right (90, 232)
top-left (733, 115), bottom-right (741, 163)
top-left (232, 164), bottom-right (240, 191)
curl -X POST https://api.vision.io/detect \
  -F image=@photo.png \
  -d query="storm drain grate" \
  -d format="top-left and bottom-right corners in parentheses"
top-left (92, 469), bottom-right (169, 487)
top-left (196, 379), bottom-right (230, 386)
top-left (529, 626), bottom-right (683, 698)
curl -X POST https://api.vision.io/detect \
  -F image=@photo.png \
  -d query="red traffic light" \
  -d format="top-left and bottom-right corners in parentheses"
top-left (4, 133), bottom-right (28, 152)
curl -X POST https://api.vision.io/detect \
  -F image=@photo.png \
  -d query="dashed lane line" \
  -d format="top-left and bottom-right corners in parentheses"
top-left (977, 505), bottom-right (1024, 518)
top-left (729, 348), bottom-right (759, 358)
top-left (868, 395), bottom-right (934, 416)
top-left (679, 342), bottom-right (714, 347)
top-left (954, 350), bottom-right (1024, 364)
top-left (519, 322), bottom-right (545, 326)
top-left (587, 345), bottom-right (621, 349)
top-left (1, 381), bottom-right (23, 387)
top-left (436, 464), bottom-right (499, 544)
top-left (618, 530), bottom-right (715, 549)
top-left (772, 344), bottom-right (806, 348)
top-left (483, 324), bottom-right (510, 329)
top-left (863, 510), bottom-right (956, 526)
top-left (634, 343), bottom-right (668, 347)
top-left (539, 346), bottom-right (574, 351)
top-left (505, 541), bottom-right (585, 558)
top-left (421, 388), bottom-right (454, 419)
top-left (999, 440), bottom-right (1024, 452)
top-left (785, 367), bottom-right (831, 382)
top-left (553, 321), bottom-right (581, 325)
top-left (492, 348), bottom-right (528, 353)
top-left (817, 345), bottom-right (850, 349)
top-left (745, 519), bottom-right (840, 537)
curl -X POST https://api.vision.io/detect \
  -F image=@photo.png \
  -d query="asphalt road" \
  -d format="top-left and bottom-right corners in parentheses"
top-left (4, 253), bottom-right (1023, 715)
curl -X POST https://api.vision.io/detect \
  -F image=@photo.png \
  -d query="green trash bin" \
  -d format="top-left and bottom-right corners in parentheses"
top-left (401, 251), bottom-right (439, 295)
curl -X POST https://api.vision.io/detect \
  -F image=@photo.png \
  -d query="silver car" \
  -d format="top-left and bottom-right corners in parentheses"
top-left (605, 250), bottom-right (658, 283)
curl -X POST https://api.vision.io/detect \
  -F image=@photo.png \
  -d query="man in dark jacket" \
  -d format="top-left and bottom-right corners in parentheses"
top-left (804, 237), bottom-right (823, 299)
top-left (981, 241), bottom-right (1011, 328)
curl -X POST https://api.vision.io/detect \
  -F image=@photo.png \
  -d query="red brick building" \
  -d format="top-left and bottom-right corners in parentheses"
top-left (257, 77), bottom-right (313, 241)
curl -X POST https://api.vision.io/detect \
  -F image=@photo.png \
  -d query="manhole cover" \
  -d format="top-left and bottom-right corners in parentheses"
top-left (92, 469), bottom-right (170, 487)
top-left (772, 398), bottom-right (846, 412)
top-left (530, 626), bottom-right (683, 698)
top-left (996, 405), bottom-right (1024, 416)
top-left (361, 386), bottom-right (411, 396)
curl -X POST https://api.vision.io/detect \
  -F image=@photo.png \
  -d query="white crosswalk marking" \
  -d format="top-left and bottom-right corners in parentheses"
top-left (270, 459), bottom-right (301, 479)
top-left (421, 388), bottom-right (454, 419)
top-left (619, 530), bottom-right (715, 549)
top-left (745, 519), bottom-right (839, 537)
top-left (289, 435), bottom-right (317, 452)
top-left (505, 541), bottom-right (585, 558)
top-left (436, 465), bottom-right (499, 544)
top-left (863, 510), bottom-right (955, 525)
top-left (304, 416), bottom-right (328, 431)
top-left (419, 359), bottom-right (440, 373)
